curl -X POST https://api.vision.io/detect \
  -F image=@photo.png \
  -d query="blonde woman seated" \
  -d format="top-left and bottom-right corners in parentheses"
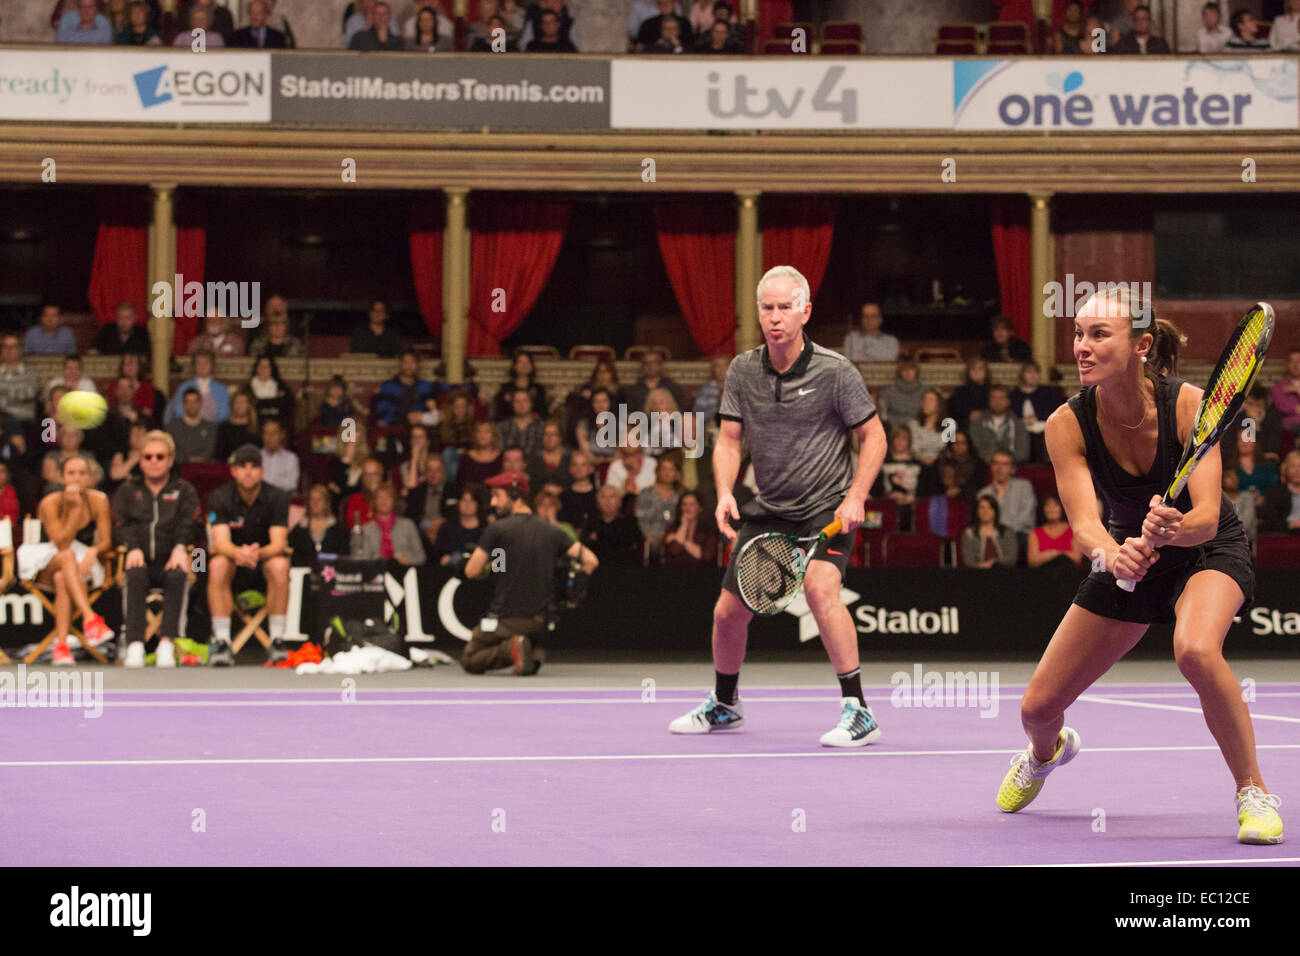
top-left (353, 482), bottom-right (426, 566)
top-left (17, 454), bottom-right (115, 663)
top-left (960, 493), bottom-right (1018, 568)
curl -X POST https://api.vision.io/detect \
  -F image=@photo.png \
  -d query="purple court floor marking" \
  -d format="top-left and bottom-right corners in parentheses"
top-left (2, 683), bottom-right (1297, 866)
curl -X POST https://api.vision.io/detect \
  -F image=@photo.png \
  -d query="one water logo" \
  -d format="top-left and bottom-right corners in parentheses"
top-left (133, 65), bottom-right (172, 108)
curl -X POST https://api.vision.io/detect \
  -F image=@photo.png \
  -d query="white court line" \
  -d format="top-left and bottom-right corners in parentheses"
top-left (3, 742), bottom-right (1299, 769)
top-left (1080, 694), bottom-right (1300, 724)
top-left (1015, 857), bottom-right (1300, 868)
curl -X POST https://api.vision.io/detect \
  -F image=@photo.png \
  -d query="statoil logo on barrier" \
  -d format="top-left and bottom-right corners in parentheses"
top-left (953, 57), bottom-right (1297, 131)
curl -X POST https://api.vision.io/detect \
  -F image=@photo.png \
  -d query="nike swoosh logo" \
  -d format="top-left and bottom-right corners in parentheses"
top-left (798, 388), bottom-right (815, 396)
top-left (826, 549), bottom-right (843, 555)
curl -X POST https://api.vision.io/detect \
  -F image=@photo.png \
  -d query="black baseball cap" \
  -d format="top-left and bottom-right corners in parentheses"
top-left (230, 444), bottom-right (263, 467)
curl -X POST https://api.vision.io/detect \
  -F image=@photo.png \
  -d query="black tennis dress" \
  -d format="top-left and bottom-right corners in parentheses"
top-left (1069, 375), bottom-right (1254, 624)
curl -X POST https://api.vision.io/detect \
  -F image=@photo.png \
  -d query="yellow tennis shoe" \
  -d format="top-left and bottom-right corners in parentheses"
top-left (1236, 782), bottom-right (1283, 845)
top-left (997, 727), bottom-right (1081, 813)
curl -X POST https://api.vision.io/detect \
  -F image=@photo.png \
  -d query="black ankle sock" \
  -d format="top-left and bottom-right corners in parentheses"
top-left (837, 667), bottom-right (864, 704)
top-left (715, 671), bottom-right (740, 706)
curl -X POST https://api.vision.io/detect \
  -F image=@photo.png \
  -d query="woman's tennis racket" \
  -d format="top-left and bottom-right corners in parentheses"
top-left (1117, 302), bottom-right (1275, 592)
top-left (734, 518), bottom-right (843, 615)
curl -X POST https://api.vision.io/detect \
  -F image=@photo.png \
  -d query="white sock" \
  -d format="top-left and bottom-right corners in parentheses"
top-left (269, 615), bottom-right (286, 641)
top-left (213, 617), bottom-right (231, 642)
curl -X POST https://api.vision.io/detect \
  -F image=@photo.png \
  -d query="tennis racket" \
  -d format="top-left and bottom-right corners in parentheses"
top-left (1117, 302), bottom-right (1276, 592)
top-left (734, 518), bottom-right (843, 615)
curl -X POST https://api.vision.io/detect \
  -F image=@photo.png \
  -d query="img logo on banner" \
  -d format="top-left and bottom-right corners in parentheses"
top-left (953, 57), bottom-right (1297, 131)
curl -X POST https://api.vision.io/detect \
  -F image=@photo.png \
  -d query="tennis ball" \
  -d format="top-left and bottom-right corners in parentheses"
top-left (57, 390), bottom-right (108, 430)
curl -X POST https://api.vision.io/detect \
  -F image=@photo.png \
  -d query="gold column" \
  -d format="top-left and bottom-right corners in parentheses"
top-left (1030, 192), bottom-right (1054, 374)
top-left (148, 183), bottom-right (177, 394)
top-left (735, 191), bottom-right (760, 354)
top-left (442, 188), bottom-right (469, 384)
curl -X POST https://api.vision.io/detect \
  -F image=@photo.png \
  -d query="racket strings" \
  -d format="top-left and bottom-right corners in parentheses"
top-left (736, 537), bottom-right (802, 614)
top-left (1198, 315), bottom-right (1268, 440)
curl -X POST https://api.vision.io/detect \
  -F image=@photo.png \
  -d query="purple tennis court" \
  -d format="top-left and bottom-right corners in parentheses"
top-left (3, 662), bottom-right (1297, 866)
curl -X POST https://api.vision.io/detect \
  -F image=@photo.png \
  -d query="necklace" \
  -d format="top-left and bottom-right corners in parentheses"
top-left (1099, 388), bottom-right (1148, 430)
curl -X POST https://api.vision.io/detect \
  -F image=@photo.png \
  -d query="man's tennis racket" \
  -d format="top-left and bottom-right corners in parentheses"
top-left (734, 518), bottom-right (843, 615)
top-left (1117, 302), bottom-right (1276, 592)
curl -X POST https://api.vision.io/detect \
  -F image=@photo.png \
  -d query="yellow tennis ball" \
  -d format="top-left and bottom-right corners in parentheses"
top-left (57, 390), bottom-right (108, 430)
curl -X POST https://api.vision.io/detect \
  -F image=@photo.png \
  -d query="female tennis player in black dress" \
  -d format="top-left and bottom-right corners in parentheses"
top-left (996, 288), bottom-right (1282, 845)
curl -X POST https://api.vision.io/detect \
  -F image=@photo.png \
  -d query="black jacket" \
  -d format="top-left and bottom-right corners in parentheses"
top-left (1260, 484), bottom-right (1300, 534)
top-left (112, 475), bottom-right (202, 562)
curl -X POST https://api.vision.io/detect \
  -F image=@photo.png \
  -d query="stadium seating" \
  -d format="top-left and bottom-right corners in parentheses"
top-left (625, 345), bottom-right (670, 361)
top-left (935, 41), bottom-right (978, 55)
top-left (516, 345), bottom-right (560, 359)
top-left (1257, 535), bottom-right (1300, 569)
top-left (854, 498), bottom-right (899, 567)
top-left (883, 532), bottom-right (946, 568)
top-left (936, 24), bottom-right (979, 43)
top-left (985, 22), bottom-right (1028, 45)
top-left (819, 41), bottom-right (863, 55)
top-left (569, 345), bottom-right (616, 363)
top-left (985, 41), bottom-right (1030, 54)
top-left (821, 22), bottom-right (864, 44)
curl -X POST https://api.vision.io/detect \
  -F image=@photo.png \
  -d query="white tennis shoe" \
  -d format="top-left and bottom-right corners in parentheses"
top-left (668, 692), bottom-right (745, 734)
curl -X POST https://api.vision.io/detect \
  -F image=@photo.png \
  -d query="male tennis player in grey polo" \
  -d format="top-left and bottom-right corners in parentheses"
top-left (669, 265), bottom-right (889, 745)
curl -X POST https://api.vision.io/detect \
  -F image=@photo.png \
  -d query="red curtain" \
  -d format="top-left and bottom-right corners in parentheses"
top-left (990, 196), bottom-right (1032, 343)
top-left (409, 197), bottom-right (445, 342)
top-left (172, 194), bottom-right (206, 355)
top-left (87, 192), bottom-right (149, 326)
top-left (466, 197), bottom-right (570, 358)
top-left (653, 201), bottom-right (736, 357)
top-left (761, 196), bottom-right (837, 300)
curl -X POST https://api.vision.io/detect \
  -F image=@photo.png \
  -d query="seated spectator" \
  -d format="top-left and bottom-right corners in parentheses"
top-left (575, 386), bottom-right (619, 467)
top-left (24, 304), bottom-right (77, 356)
top-left (1052, 0), bottom-right (1087, 53)
top-left (908, 389), bottom-right (947, 466)
top-left (978, 451), bottom-right (1037, 554)
top-left (19, 454), bottom-right (115, 665)
top-left (498, 391), bottom-right (544, 459)
top-left (174, 2), bottom-right (225, 45)
top-left (457, 422), bottom-right (504, 487)
top-left (1027, 494), bottom-right (1081, 567)
top-left (1240, 386), bottom-right (1281, 460)
top-left (559, 450), bottom-right (597, 529)
top-left (606, 442), bottom-right (657, 499)
top-left (662, 491), bottom-right (716, 566)
top-left (629, 0), bottom-right (675, 40)
top-left (100, 375), bottom-right (147, 450)
top-left (113, 430), bottom-right (200, 667)
top-left (1197, 2), bottom-right (1232, 52)
top-left (522, 0), bottom-right (580, 51)
top-left (695, 15), bottom-right (740, 52)
top-left (471, 11), bottom-right (519, 50)
top-left (315, 375), bottom-right (360, 430)
top-left (405, 3), bottom-right (453, 50)
top-left (109, 419), bottom-right (150, 488)
top-left (117, 353), bottom-right (164, 420)
top-left (355, 482), bottom-right (426, 565)
top-left (961, 494), bottom-right (1018, 568)
top-left (1223, 469), bottom-right (1258, 542)
top-left (247, 297), bottom-right (305, 358)
top-left (289, 484), bottom-right (350, 565)
top-left (165, 350), bottom-right (230, 424)
top-left (842, 302), bottom-right (900, 363)
top-left (349, 300), bottom-right (402, 356)
top-left (582, 484), bottom-right (644, 566)
top-left (430, 485), bottom-right (486, 567)
top-left (563, 359), bottom-right (619, 447)
top-left (1273, 0), bottom-right (1300, 51)
top-left (871, 426), bottom-right (939, 530)
top-left (231, 0), bottom-right (285, 47)
top-left (947, 357), bottom-right (990, 431)
top-left (187, 310), bottom-right (246, 357)
top-left (1010, 362), bottom-right (1064, 437)
top-left (215, 388), bottom-right (260, 463)
top-left (879, 360), bottom-right (925, 430)
top-left (342, 0), bottom-right (376, 46)
top-left (104, 0), bottom-right (130, 33)
top-left (43, 355), bottom-right (97, 402)
top-left (1230, 430), bottom-right (1279, 505)
top-left (501, 446), bottom-right (529, 483)
top-left (492, 351), bottom-right (549, 422)
top-left (205, 445), bottom-right (291, 666)
top-left (349, 0), bottom-right (402, 49)
top-left (636, 457), bottom-right (682, 560)
top-left (89, 301), bottom-right (151, 356)
top-left (1080, 13), bottom-right (1104, 52)
top-left (971, 386), bottom-right (1030, 465)
top-left (646, 14), bottom-right (687, 52)
top-left (344, 457), bottom-right (386, 528)
top-left (1260, 450), bottom-right (1300, 534)
top-left (980, 315), bottom-right (1033, 365)
top-left (0, 460), bottom-right (18, 529)
top-left (534, 488), bottom-right (576, 540)
top-left (635, 0), bottom-right (691, 51)
top-left (406, 456), bottom-right (459, 548)
top-left (528, 420), bottom-right (570, 490)
top-left (1107, 0), bottom-right (1140, 48)
top-left (1270, 349), bottom-right (1300, 436)
top-left (247, 355), bottom-right (294, 431)
top-left (259, 419), bottom-right (299, 493)
top-left (329, 421), bottom-right (371, 506)
top-left (167, 387), bottom-right (218, 464)
top-left (622, 348), bottom-right (686, 413)
top-left (57, 0), bottom-right (113, 43)
top-left (439, 389), bottom-right (478, 481)
top-left (115, 0), bottom-right (161, 44)
top-left (937, 430), bottom-right (984, 508)
top-left (691, 355), bottom-right (730, 422)
top-left (378, 350), bottom-right (445, 428)
top-left (179, 0), bottom-right (234, 42)
top-left (0, 332), bottom-right (39, 429)
top-left (1113, 5), bottom-right (1169, 53)
top-left (396, 423), bottom-right (436, 497)
top-left (1226, 9), bottom-right (1271, 50)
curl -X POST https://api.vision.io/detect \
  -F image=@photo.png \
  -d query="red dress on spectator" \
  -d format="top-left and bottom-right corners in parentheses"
top-left (1032, 525), bottom-right (1073, 553)
top-left (0, 484), bottom-right (18, 529)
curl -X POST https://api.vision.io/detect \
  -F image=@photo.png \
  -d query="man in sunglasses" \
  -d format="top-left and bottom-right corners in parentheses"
top-left (112, 431), bottom-right (202, 668)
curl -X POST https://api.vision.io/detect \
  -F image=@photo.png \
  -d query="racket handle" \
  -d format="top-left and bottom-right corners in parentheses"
top-left (1115, 533), bottom-right (1150, 592)
top-left (822, 518), bottom-right (843, 538)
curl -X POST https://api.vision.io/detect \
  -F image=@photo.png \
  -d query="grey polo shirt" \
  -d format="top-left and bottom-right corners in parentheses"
top-left (719, 336), bottom-right (876, 520)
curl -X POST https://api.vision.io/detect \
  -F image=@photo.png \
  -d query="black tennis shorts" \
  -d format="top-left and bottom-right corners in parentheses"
top-left (721, 507), bottom-right (855, 598)
top-left (1072, 531), bottom-right (1255, 625)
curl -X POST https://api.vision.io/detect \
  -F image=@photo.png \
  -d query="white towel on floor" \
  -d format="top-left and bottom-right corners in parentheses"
top-left (295, 644), bottom-right (412, 675)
